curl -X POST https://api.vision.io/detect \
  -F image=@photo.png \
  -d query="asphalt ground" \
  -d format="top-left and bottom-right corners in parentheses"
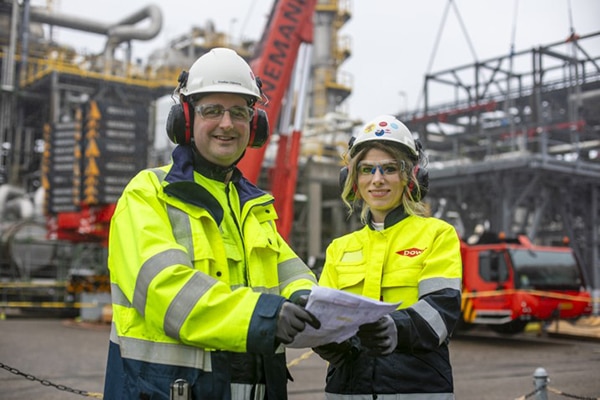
top-left (1, 317), bottom-right (599, 399)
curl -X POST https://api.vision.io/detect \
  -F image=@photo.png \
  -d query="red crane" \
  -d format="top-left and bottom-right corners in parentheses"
top-left (237, 0), bottom-right (317, 240)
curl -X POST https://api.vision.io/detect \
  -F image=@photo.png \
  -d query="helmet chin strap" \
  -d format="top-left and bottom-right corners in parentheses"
top-left (190, 145), bottom-right (236, 182)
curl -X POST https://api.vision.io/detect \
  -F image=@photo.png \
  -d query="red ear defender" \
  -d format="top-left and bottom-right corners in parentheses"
top-left (166, 101), bottom-right (194, 145)
top-left (181, 101), bottom-right (192, 144)
top-left (166, 70), bottom-right (195, 145)
top-left (248, 108), bottom-right (269, 148)
top-left (407, 165), bottom-right (419, 200)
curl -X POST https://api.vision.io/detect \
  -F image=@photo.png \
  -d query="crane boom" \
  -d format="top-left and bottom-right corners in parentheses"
top-left (237, 0), bottom-right (316, 184)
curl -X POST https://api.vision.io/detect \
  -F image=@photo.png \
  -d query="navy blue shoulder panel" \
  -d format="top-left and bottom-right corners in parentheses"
top-left (165, 145), bottom-right (195, 184)
top-left (164, 182), bottom-right (224, 225)
top-left (163, 145), bottom-right (224, 224)
top-left (234, 175), bottom-right (271, 207)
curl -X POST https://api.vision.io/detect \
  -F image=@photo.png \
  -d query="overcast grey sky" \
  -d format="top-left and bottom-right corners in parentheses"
top-left (32, 0), bottom-right (600, 123)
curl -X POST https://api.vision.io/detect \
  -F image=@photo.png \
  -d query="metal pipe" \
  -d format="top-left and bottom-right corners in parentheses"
top-left (103, 5), bottom-right (163, 72)
top-left (28, 4), bottom-right (163, 44)
top-left (0, 184), bottom-right (33, 220)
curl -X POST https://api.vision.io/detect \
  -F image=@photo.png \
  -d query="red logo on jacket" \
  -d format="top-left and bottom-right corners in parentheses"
top-left (396, 248), bottom-right (425, 257)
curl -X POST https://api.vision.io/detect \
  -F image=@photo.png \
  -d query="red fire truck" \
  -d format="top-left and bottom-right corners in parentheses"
top-left (459, 233), bottom-right (593, 334)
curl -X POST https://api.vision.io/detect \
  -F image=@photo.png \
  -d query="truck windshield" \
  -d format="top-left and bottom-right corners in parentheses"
top-left (509, 249), bottom-right (583, 290)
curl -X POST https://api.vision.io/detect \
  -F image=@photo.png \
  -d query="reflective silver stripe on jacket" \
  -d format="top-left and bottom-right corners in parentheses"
top-left (112, 258), bottom-right (218, 341)
top-left (325, 392), bottom-right (454, 399)
top-left (133, 248), bottom-right (193, 317)
top-left (110, 283), bottom-right (131, 307)
top-left (150, 168), bottom-right (196, 264)
top-left (167, 204), bottom-right (195, 260)
top-left (277, 257), bottom-right (318, 290)
top-left (164, 272), bottom-right (218, 340)
top-left (150, 168), bottom-right (168, 181)
top-left (419, 277), bottom-right (461, 297)
top-left (411, 300), bottom-right (448, 345)
top-left (110, 323), bottom-right (212, 370)
top-left (231, 383), bottom-right (266, 400)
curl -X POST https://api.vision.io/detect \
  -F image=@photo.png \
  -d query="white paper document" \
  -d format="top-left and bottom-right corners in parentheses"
top-left (286, 286), bottom-right (402, 348)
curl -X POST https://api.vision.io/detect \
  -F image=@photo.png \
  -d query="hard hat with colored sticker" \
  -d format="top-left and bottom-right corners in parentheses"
top-left (350, 115), bottom-right (417, 158)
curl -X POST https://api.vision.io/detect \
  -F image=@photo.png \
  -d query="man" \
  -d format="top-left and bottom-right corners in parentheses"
top-left (103, 48), bottom-right (319, 400)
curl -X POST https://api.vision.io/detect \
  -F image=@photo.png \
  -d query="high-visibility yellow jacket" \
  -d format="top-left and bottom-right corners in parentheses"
top-left (104, 145), bottom-right (316, 399)
top-left (318, 207), bottom-right (462, 399)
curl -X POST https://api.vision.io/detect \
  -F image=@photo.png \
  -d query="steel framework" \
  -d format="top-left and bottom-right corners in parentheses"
top-left (404, 31), bottom-right (600, 290)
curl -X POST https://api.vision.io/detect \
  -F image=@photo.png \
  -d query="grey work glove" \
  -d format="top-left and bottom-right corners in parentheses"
top-left (357, 314), bottom-right (398, 356)
top-left (292, 294), bottom-right (309, 307)
top-left (276, 301), bottom-right (321, 345)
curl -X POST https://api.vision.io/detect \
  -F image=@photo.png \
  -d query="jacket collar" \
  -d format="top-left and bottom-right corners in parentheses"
top-left (163, 145), bottom-right (269, 221)
top-left (368, 206), bottom-right (408, 230)
top-left (165, 145), bottom-right (240, 184)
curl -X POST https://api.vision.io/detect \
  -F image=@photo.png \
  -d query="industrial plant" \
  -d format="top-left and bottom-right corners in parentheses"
top-left (1, 0), bottom-right (599, 326)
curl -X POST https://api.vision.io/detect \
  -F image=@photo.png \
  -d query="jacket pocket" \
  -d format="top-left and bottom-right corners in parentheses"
top-left (381, 267), bottom-right (419, 288)
top-left (335, 263), bottom-right (367, 292)
top-left (380, 266), bottom-right (420, 305)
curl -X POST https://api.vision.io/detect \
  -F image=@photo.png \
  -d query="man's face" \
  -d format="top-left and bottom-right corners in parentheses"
top-left (192, 93), bottom-right (251, 166)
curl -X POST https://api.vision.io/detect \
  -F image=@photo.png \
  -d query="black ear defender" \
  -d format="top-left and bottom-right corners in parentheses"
top-left (338, 165), bottom-right (354, 201)
top-left (165, 70), bottom-right (270, 148)
top-left (408, 139), bottom-right (429, 201)
top-left (339, 135), bottom-right (356, 201)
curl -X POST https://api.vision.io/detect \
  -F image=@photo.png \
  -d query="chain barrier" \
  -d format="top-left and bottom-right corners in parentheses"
top-left (547, 386), bottom-right (600, 400)
top-left (3, 358), bottom-right (599, 399)
top-left (0, 361), bottom-right (103, 398)
top-left (0, 351), bottom-right (314, 399)
top-left (514, 381), bottom-right (600, 400)
top-left (514, 385), bottom-right (542, 399)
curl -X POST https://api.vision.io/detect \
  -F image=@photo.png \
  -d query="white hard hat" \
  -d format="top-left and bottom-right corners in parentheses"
top-left (180, 48), bottom-right (262, 102)
top-left (350, 114), bottom-right (417, 158)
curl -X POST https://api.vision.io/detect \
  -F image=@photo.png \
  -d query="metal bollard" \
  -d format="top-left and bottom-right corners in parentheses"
top-left (533, 367), bottom-right (548, 400)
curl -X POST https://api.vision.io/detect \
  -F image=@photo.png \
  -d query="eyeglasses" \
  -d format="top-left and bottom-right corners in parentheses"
top-left (194, 104), bottom-right (255, 122)
top-left (357, 159), bottom-right (405, 176)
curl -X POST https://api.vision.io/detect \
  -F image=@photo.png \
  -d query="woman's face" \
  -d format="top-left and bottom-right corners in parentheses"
top-left (356, 148), bottom-right (406, 223)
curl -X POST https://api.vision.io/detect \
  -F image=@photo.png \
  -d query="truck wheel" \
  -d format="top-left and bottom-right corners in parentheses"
top-left (455, 318), bottom-right (476, 332)
top-left (488, 320), bottom-right (528, 335)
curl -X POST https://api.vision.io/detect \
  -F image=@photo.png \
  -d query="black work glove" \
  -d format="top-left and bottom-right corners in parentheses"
top-left (276, 301), bottom-right (321, 345)
top-left (357, 314), bottom-right (398, 356)
top-left (312, 339), bottom-right (360, 368)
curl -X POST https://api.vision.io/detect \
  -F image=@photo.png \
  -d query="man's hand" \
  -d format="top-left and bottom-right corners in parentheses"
top-left (357, 314), bottom-right (398, 356)
top-left (276, 302), bottom-right (320, 344)
top-left (292, 294), bottom-right (309, 307)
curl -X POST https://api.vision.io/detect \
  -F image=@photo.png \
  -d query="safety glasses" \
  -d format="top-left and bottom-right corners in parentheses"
top-left (357, 159), bottom-right (405, 176)
top-left (195, 104), bottom-right (255, 122)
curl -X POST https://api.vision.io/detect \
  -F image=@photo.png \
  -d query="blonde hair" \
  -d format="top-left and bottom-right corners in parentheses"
top-left (341, 142), bottom-right (428, 224)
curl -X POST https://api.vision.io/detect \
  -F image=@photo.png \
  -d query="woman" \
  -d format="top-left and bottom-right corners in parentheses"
top-left (314, 115), bottom-right (462, 399)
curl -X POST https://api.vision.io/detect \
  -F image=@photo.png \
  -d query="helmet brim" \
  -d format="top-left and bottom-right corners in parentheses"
top-left (182, 84), bottom-right (261, 102)
top-left (350, 138), bottom-right (418, 159)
